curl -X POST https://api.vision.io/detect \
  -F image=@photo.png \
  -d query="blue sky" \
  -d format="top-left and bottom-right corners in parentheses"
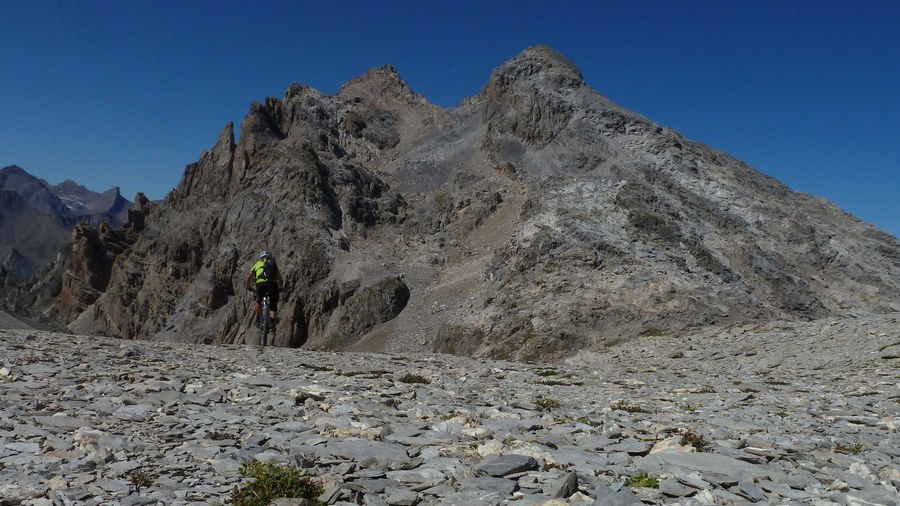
top-left (2, 1), bottom-right (898, 237)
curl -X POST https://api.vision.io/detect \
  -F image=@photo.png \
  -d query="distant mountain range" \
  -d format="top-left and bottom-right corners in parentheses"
top-left (0, 165), bottom-right (132, 278)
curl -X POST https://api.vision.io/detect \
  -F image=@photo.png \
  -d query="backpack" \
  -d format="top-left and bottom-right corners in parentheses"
top-left (260, 256), bottom-right (278, 282)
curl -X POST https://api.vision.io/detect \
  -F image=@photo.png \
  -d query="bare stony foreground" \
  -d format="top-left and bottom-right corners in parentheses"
top-left (1, 315), bottom-right (898, 506)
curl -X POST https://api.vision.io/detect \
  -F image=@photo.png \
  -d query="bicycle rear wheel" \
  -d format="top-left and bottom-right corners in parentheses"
top-left (260, 296), bottom-right (271, 346)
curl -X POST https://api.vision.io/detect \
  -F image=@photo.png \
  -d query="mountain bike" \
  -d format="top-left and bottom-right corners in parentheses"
top-left (259, 293), bottom-right (275, 346)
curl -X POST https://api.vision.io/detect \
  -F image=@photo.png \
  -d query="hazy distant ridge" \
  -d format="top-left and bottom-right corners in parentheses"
top-left (0, 165), bottom-right (132, 278)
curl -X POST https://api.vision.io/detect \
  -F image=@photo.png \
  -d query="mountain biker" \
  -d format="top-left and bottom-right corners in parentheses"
top-left (245, 249), bottom-right (284, 328)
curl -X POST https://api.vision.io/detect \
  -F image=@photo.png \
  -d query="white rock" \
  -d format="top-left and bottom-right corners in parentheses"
top-left (847, 462), bottom-right (877, 480)
top-left (477, 440), bottom-right (504, 457)
top-left (650, 437), bottom-right (694, 454)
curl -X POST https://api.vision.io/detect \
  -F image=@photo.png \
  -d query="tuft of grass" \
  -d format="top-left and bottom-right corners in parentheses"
top-left (399, 373), bottom-right (431, 384)
top-left (540, 379), bottom-right (578, 386)
top-left (680, 430), bottom-right (710, 452)
top-left (834, 440), bottom-right (864, 455)
top-left (624, 471), bottom-right (659, 488)
top-left (536, 397), bottom-right (561, 410)
top-left (294, 392), bottom-right (326, 405)
top-left (207, 431), bottom-right (238, 441)
top-left (536, 369), bottom-right (559, 377)
top-left (128, 470), bottom-right (153, 489)
top-left (231, 460), bottom-right (323, 506)
top-left (338, 369), bottom-right (391, 377)
top-left (299, 362), bottom-right (333, 372)
top-left (611, 400), bottom-right (650, 414)
top-left (641, 327), bottom-right (663, 337)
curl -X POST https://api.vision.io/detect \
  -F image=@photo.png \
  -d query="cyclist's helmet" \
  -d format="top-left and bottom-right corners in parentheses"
top-left (260, 249), bottom-right (272, 259)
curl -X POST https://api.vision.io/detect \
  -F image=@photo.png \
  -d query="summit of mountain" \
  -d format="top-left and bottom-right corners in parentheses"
top-left (51, 179), bottom-right (130, 218)
top-left (35, 45), bottom-right (900, 361)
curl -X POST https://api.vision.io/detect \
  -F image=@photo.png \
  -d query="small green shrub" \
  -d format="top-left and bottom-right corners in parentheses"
top-left (399, 373), bottom-right (431, 384)
top-left (231, 460), bottom-right (323, 506)
top-left (128, 470), bottom-right (153, 489)
top-left (536, 369), bottom-right (559, 377)
top-left (624, 471), bottom-right (659, 488)
top-left (680, 430), bottom-right (710, 452)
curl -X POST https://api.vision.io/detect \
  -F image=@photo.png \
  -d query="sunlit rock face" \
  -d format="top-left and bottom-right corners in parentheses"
top-left (39, 45), bottom-right (900, 360)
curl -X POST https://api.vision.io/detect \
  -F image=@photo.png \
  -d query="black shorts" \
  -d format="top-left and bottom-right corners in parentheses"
top-left (255, 281), bottom-right (279, 310)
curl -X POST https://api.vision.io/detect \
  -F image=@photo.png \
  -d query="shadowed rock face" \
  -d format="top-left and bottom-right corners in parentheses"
top-left (40, 45), bottom-right (900, 360)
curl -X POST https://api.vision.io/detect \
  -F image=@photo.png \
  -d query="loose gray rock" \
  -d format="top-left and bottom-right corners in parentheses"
top-left (477, 454), bottom-right (540, 477)
top-left (1, 315), bottom-right (898, 505)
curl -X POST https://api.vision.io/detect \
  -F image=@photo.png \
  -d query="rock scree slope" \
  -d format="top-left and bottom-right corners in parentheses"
top-left (33, 45), bottom-right (900, 361)
top-left (0, 313), bottom-right (898, 504)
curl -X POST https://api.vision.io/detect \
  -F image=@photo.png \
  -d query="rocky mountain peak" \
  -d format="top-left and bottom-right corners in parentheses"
top-left (1, 164), bottom-right (28, 176)
top-left (52, 179), bottom-right (91, 195)
top-left (338, 64), bottom-right (420, 106)
top-left (478, 45), bottom-right (589, 150)
top-left (26, 46), bottom-right (900, 362)
top-left (485, 44), bottom-right (585, 92)
top-left (215, 121), bottom-right (236, 151)
top-left (171, 121), bottom-right (239, 204)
